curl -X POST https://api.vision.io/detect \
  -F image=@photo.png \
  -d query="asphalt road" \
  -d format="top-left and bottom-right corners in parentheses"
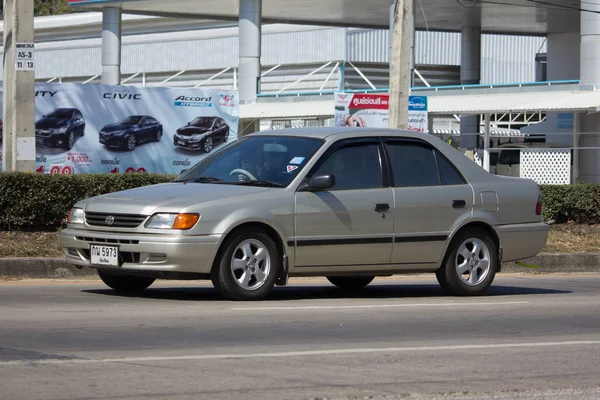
top-left (1, 274), bottom-right (600, 400)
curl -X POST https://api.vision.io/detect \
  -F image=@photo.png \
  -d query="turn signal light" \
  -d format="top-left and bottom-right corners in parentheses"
top-left (536, 195), bottom-right (543, 216)
top-left (172, 213), bottom-right (200, 230)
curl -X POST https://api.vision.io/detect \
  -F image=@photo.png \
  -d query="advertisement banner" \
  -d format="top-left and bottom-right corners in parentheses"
top-left (333, 92), bottom-right (428, 132)
top-left (0, 83), bottom-right (239, 174)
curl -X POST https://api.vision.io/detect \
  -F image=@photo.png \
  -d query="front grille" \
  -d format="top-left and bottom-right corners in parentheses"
top-left (36, 129), bottom-right (52, 137)
top-left (85, 212), bottom-right (147, 228)
top-left (76, 236), bottom-right (140, 245)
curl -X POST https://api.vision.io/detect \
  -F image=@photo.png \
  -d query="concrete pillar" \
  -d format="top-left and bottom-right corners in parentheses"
top-left (101, 7), bottom-right (122, 85)
top-left (2, 0), bottom-right (35, 172)
top-left (238, 0), bottom-right (261, 103)
top-left (579, 3), bottom-right (600, 183)
top-left (459, 25), bottom-right (481, 149)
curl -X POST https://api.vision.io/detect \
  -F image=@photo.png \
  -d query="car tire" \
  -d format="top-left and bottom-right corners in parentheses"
top-left (202, 137), bottom-right (213, 153)
top-left (436, 228), bottom-right (498, 296)
top-left (97, 270), bottom-right (155, 293)
top-left (211, 228), bottom-right (280, 301)
top-left (80, 126), bottom-right (85, 137)
top-left (125, 134), bottom-right (137, 151)
top-left (327, 276), bottom-right (375, 290)
top-left (65, 132), bottom-right (75, 150)
top-left (155, 128), bottom-right (162, 142)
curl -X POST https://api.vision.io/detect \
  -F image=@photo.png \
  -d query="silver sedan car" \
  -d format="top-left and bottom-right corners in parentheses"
top-left (60, 127), bottom-right (549, 300)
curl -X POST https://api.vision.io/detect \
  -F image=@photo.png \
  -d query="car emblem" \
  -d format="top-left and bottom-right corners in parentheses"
top-left (105, 216), bottom-right (115, 226)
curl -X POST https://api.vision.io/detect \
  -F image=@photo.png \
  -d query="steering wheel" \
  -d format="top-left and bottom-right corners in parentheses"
top-left (229, 168), bottom-right (257, 181)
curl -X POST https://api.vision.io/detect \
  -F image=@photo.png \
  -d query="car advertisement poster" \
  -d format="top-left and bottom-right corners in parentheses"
top-left (0, 82), bottom-right (239, 174)
top-left (333, 93), bottom-right (428, 132)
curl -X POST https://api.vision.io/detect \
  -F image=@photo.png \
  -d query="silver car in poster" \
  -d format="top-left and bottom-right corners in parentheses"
top-left (60, 127), bottom-right (549, 301)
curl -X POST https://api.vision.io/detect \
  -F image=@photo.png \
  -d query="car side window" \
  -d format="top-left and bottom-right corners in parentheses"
top-left (313, 142), bottom-right (383, 190)
top-left (386, 141), bottom-right (440, 187)
top-left (435, 151), bottom-right (467, 185)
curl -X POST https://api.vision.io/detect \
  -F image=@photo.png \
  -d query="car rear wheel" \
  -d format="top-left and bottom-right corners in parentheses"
top-left (203, 137), bottom-right (213, 153)
top-left (327, 276), bottom-right (375, 290)
top-left (211, 228), bottom-right (280, 301)
top-left (155, 128), bottom-right (162, 142)
top-left (436, 228), bottom-right (498, 296)
top-left (97, 270), bottom-right (155, 293)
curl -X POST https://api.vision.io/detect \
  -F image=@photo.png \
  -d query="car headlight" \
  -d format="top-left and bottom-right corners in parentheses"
top-left (67, 207), bottom-right (84, 224)
top-left (146, 213), bottom-right (200, 230)
top-left (54, 126), bottom-right (67, 134)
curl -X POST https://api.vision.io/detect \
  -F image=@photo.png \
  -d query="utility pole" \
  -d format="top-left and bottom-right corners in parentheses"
top-left (388, 0), bottom-right (413, 129)
top-left (2, 0), bottom-right (36, 172)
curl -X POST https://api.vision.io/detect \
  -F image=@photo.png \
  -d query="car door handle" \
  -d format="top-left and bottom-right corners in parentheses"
top-left (452, 199), bottom-right (466, 208)
top-left (375, 203), bottom-right (390, 213)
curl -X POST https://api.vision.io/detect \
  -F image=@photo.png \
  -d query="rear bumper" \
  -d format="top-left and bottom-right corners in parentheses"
top-left (494, 222), bottom-right (550, 262)
top-left (60, 228), bottom-right (222, 275)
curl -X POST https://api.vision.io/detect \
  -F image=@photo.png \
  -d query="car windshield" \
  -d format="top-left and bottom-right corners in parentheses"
top-left (175, 135), bottom-right (324, 187)
top-left (46, 109), bottom-right (73, 119)
top-left (120, 116), bottom-right (143, 125)
top-left (189, 117), bottom-right (214, 128)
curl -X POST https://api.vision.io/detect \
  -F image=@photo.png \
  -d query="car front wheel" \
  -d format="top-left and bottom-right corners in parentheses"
top-left (203, 137), bottom-right (213, 153)
top-left (436, 228), bottom-right (498, 296)
top-left (97, 270), bottom-right (155, 293)
top-left (211, 228), bottom-right (280, 301)
top-left (327, 276), bottom-right (375, 290)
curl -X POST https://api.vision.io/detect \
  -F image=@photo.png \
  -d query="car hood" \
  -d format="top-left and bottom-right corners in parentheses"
top-left (176, 126), bottom-right (211, 136)
top-left (102, 123), bottom-right (135, 132)
top-left (36, 118), bottom-right (70, 129)
top-left (81, 182), bottom-right (271, 215)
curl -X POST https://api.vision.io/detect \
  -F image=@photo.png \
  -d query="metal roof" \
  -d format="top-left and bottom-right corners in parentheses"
top-left (239, 88), bottom-right (600, 119)
top-left (68, 0), bottom-right (578, 35)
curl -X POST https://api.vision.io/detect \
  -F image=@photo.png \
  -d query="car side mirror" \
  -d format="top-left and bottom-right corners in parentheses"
top-left (299, 174), bottom-right (335, 192)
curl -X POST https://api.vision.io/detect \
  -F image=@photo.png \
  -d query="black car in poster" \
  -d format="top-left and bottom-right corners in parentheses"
top-left (35, 108), bottom-right (85, 150)
top-left (173, 116), bottom-right (229, 153)
top-left (99, 115), bottom-right (163, 151)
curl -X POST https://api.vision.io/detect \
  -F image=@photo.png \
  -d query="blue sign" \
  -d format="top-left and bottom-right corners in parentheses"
top-left (408, 95), bottom-right (428, 112)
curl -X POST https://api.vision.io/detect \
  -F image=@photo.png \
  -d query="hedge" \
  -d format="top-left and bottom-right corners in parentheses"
top-left (0, 173), bottom-right (599, 230)
top-left (0, 172), bottom-right (174, 230)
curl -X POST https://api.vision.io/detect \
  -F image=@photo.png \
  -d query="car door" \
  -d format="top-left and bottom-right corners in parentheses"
top-left (293, 137), bottom-right (394, 268)
top-left (138, 117), bottom-right (150, 141)
top-left (383, 137), bottom-right (474, 265)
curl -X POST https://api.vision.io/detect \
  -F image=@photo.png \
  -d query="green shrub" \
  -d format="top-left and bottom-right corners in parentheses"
top-left (540, 183), bottom-right (600, 224)
top-left (0, 173), bottom-right (598, 230)
top-left (0, 172), bottom-right (174, 230)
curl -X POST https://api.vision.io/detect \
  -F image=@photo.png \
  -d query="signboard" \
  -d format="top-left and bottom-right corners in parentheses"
top-left (0, 82), bottom-right (239, 174)
top-left (333, 92), bottom-right (428, 132)
top-left (15, 43), bottom-right (35, 71)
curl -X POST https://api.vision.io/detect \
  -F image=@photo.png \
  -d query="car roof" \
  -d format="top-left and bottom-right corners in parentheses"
top-left (250, 127), bottom-right (426, 140)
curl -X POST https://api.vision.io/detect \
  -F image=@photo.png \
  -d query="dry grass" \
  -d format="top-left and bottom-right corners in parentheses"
top-left (0, 231), bottom-right (64, 258)
top-left (544, 223), bottom-right (600, 253)
top-left (0, 224), bottom-right (598, 258)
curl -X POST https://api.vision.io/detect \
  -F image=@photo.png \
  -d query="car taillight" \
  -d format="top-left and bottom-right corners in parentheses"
top-left (536, 194), bottom-right (543, 216)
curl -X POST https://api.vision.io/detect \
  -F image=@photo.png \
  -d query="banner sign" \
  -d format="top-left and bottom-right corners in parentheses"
top-left (333, 92), bottom-right (428, 132)
top-left (0, 83), bottom-right (239, 174)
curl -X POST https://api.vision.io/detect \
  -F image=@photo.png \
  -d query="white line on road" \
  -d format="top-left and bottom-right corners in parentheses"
top-left (3, 339), bottom-right (599, 367)
top-left (229, 301), bottom-right (530, 311)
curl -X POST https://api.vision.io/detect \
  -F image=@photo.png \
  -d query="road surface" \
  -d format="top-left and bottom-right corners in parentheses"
top-left (1, 274), bottom-right (599, 399)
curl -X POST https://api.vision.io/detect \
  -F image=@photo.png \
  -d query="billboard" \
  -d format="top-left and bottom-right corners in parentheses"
top-left (333, 93), bottom-right (428, 132)
top-left (0, 83), bottom-right (239, 174)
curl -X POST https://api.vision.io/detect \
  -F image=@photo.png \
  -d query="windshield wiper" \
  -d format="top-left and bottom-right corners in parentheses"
top-left (180, 176), bottom-right (224, 184)
top-left (235, 179), bottom-right (283, 188)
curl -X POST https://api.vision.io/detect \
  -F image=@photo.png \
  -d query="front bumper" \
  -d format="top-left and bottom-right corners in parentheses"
top-left (99, 135), bottom-right (126, 147)
top-left (173, 136), bottom-right (203, 151)
top-left (60, 228), bottom-right (222, 275)
top-left (36, 132), bottom-right (68, 148)
top-left (494, 222), bottom-right (550, 262)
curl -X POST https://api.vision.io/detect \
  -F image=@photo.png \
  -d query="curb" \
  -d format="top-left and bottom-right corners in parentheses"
top-left (0, 253), bottom-right (598, 280)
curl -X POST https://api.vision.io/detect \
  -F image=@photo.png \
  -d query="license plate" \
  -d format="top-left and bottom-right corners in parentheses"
top-left (90, 244), bottom-right (119, 267)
